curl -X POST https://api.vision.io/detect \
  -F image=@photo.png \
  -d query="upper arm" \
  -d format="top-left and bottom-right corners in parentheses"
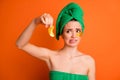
top-left (87, 56), bottom-right (96, 80)
top-left (19, 43), bottom-right (53, 61)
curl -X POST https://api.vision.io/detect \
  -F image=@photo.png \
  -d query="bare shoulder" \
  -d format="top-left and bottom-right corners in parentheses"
top-left (80, 53), bottom-right (95, 65)
top-left (83, 55), bottom-right (95, 69)
top-left (84, 55), bottom-right (95, 62)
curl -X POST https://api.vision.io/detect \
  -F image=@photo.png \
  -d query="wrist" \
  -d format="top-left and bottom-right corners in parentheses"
top-left (34, 17), bottom-right (42, 25)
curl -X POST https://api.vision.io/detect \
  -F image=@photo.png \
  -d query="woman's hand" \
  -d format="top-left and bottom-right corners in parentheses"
top-left (35, 13), bottom-right (53, 28)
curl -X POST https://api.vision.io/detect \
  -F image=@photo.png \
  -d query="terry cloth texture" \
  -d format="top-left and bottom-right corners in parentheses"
top-left (56, 2), bottom-right (84, 40)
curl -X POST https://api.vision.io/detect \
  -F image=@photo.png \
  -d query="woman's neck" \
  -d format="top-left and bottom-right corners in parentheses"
top-left (60, 45), bottom-right (79, 57)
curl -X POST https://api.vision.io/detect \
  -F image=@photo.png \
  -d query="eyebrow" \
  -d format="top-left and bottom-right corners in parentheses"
top-left (76, 28), bottom-right (82, 29)
top-left (64, 29), bottom-right (72, 32)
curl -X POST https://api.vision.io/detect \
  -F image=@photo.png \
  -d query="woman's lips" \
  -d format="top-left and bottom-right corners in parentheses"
top-left (69, 39), bottom-right (77, 43)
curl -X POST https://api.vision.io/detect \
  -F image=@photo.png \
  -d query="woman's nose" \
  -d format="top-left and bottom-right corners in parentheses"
top-left (71, 31), bottom-right (76, 38)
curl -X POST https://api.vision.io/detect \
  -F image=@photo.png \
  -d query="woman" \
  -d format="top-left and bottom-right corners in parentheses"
top-left (16, 2), bottom-right (95, 80)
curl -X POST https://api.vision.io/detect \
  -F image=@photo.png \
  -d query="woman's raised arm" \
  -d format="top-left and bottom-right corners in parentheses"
top-left (16, 13), bottom-right (54, 61)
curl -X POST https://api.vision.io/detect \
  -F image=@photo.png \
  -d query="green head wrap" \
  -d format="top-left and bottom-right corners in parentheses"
top-left (56, 2), bottom-right (85, 40)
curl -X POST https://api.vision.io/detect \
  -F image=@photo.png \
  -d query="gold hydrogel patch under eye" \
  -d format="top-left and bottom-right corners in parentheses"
top-left (48, 26), bottom-right (55, 37)
top-left (76, 32), bottom-right (82, 37)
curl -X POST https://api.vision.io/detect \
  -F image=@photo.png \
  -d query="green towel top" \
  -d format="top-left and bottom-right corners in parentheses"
top-left (56, 2), bottom-right (85, 40)
top-left (49, 70), bottom-right (88, 80)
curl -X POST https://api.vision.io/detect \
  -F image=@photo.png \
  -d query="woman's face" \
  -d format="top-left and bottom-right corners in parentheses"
top-left (62, 21), bottom-right (82, 47)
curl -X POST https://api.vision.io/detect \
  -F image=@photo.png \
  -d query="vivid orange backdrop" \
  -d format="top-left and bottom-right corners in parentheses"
top-left (0, 0), bottom-right (120, 80)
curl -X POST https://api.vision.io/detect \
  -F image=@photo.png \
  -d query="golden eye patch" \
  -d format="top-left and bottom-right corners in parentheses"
top-left (48, 26), bottom-right (55, 37)
top-left (76, 32), bottom-right (82, 37)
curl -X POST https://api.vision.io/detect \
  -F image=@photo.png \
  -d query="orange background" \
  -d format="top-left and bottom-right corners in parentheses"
top-left (1, 0), bottom-right (120, 80)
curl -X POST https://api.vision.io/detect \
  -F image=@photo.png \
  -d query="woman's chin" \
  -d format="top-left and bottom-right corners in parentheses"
top-left (67, 43), bottom-right (79, 47)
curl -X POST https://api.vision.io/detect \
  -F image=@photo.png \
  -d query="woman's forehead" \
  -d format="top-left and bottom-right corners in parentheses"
top-left (64, 21), bottom-right (82, 29)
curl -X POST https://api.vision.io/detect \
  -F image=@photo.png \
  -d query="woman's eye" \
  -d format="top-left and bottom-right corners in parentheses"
top-left (76, 29), bottom-right (81, 33)
top-left (66, 30), bottom-right (70, 33)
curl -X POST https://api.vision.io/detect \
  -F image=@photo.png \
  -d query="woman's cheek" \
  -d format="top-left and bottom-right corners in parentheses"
top-left (64, 34), bottom-right (71, 40)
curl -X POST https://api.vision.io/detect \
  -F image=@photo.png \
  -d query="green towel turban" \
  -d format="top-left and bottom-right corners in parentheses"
top-left (56, 2), bottom-right (85, 40)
